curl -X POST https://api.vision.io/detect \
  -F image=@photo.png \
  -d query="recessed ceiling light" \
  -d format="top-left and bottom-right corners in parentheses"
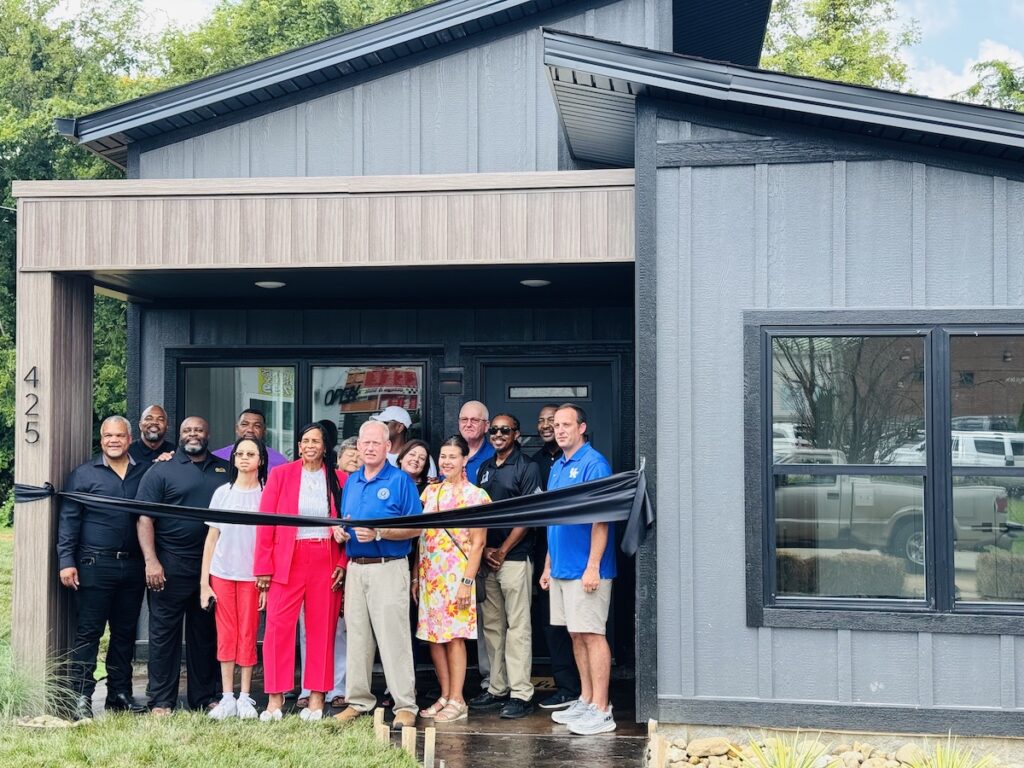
top-left (255, 281), bottom-right (286, 289)
top-left (520, 279), bottom-right (551, 288)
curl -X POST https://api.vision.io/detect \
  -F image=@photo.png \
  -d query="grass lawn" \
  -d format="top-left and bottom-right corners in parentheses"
top-left (0, 528), bottom-right (416, 768)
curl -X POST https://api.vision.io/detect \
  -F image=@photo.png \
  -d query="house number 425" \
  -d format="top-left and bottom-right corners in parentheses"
top-left (23, 366), bottom-right (40, 444)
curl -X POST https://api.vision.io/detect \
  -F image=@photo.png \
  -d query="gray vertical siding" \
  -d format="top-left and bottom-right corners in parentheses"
top-left (139, 0), bottom-right (669, 180)
top-left (654, 116), bottom-right (1024, 714)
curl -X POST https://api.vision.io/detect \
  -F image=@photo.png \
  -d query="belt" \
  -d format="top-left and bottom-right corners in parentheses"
top-left (350, 556), bottom-right (404, 565)
top-left (80, 549), bottom-right (133, 560)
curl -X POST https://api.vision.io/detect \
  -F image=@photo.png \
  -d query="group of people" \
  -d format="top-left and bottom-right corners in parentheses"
top-left (56, 398), bottom-right (618, 735)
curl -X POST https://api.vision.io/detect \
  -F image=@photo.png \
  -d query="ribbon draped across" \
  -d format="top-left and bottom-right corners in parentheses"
top-left (15, 469), bottom-right (654, 556)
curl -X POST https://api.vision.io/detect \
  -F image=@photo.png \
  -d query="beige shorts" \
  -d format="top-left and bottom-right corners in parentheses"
top-left (549, 577), bottom-right (612, 635)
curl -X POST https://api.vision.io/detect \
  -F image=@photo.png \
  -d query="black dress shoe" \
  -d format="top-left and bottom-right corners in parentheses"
top-left (72, 694), bottom-right (93, 721)
top-left (105, 692), bottom-right (146, 714)
top-left (499, 698), bottom-right (535, 719)
top-left (468, 690), bottom-right (509, 710)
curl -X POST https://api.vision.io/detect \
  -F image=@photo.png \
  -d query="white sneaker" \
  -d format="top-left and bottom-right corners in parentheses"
top-left (236, 695), bottom-right (258, 720)
top-left (567, 704), bottom-right (616, 735)
top-left (299, 707), bottom-right (323, 721)
top-left (208, 696), bottom-right (237, 720)
top-left (259, 708), bottom-right (283, 722)
top-left (550, 698), bottom-right (590, 724)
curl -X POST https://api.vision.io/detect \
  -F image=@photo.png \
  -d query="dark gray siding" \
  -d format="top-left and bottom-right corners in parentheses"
top-left (139, 0), bottom-right (671, 179)
top-left (652, 112), bottom-right (1024, 715)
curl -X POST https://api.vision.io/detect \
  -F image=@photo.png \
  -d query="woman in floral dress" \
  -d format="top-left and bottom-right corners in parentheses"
top-left (414, 434), bottom-right (489, 723)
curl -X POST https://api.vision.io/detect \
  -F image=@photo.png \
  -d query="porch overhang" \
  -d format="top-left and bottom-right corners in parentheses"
top-left (13, 170), bottom-right (634, 302)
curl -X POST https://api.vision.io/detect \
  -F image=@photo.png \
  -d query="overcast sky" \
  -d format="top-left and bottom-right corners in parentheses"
top-left (58, 0), bottom-right (1024, 100)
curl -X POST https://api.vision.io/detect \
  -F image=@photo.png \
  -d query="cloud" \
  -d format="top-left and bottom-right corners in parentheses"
top-left (905, 39), bottom-right (1024, 99)
top-left (896, 0), bottom-right (957, 37)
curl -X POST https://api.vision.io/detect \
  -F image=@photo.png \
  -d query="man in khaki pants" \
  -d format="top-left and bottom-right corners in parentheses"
top-left (469, 413), bottom-right (543, 719)
top-left (334, 420), bottom-right (421, 729)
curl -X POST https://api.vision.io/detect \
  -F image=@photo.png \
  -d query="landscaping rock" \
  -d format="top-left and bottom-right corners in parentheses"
top-left (839, 751), bottom-right (865, 763)
top-left (667, 745), bottom-right (688, 763)
top-left (687, 738), bottom-right (732, 758)
top-left (862, 758), bottom-right (888, 768)
top-left (894, 745), bottom-right (926, 765)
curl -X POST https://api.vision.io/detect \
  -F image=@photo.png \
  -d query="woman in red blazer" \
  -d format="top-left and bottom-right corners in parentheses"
top-left (255, 421), bottom-right (348, 721)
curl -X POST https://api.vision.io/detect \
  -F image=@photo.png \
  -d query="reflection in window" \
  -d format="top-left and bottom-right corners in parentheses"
top-left (774, 474), bottom-right (924, 599)
top-left (772, 336), bottom-right (925, 464)
top-left (184, 366), bottom-right (296, 460)
top-left (311, 365), bottom-right (425, 446)
top-left (953, 476), bottom-right (1023, 602)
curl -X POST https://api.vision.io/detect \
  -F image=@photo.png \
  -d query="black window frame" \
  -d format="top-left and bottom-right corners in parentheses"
top-left (745, 311), bottom-right (1024, 634)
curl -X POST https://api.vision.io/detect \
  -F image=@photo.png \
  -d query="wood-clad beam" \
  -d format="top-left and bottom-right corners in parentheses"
top-left (13, 272), bottom-right (94, 677)
top-left (13, 171), bottom-right (635, 272)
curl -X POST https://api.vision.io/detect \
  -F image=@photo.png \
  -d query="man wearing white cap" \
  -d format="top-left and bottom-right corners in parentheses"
top-left (370, 406), bottom-right (436, 478)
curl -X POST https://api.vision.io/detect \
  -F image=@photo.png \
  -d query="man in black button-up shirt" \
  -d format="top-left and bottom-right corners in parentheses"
top-left (472, 414), bottom-right (543, 719)
top-left (136, 416), bottom-right (229, 714)
top-left (57, 415), bottom-right (149, 719)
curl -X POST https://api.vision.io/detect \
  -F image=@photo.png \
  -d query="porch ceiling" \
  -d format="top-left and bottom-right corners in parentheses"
top-left (88, 262), bottom-right (633, 306)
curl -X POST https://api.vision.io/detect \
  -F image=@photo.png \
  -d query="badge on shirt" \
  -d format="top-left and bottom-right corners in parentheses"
top-left (569, 467), bottom-right (579, 479)
top-left (215, 467), bottom-right (227, 473)
top-left (377, 488), bottom-right (390, 500)
top-left (480, 471), bottom-right (490, 483)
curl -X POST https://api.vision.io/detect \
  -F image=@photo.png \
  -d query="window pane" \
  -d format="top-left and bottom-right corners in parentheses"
top-left (772, 336), bottom-right (925, 464)
top-left (952, 475), bottom-right (1024, 603)
top-left (184, 366), bottom-right (296, 460)
top-left (950, 335), bottom-right (1024, 468)
top-left (311, 364), bottom-right (425, 446)
top-left (774, 474), bottom-right (924, 599)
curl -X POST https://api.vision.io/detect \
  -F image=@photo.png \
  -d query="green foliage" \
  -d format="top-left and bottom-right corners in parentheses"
top-left (908, 736), bottom-right (996, 768)
top-left (157, 0), bottom-right (431, 85)
top-left (736, 732), bottom-right (840, 768)
top-left (761, 0), bottom-right (919, 90)
top-left (92, 296), bottom-right (127, 447)
top-left (957, 60), bottom-right (1024, 112)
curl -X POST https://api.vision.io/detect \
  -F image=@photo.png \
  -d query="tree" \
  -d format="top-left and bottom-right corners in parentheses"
top-left (157, 0), bottom-right (430, 85)
top-left (957, 60), bottom-right (1024, 112)
top-left (760, 0), bottom-right (919, 90)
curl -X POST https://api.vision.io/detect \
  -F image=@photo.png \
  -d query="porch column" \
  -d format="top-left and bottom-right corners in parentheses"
top-left (13, 271), bottom-right (93, 676)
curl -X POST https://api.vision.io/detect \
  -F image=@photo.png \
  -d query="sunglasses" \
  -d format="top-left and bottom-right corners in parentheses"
top-left (488, 426), bottom-right (515, 436)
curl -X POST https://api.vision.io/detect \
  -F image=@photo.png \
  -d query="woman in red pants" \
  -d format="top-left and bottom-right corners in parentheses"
top-left (255, 421), bottom-right (348, 721)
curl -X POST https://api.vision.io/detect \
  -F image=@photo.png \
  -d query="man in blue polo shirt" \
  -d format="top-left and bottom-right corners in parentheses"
top-left (539, 403), bottom-right (617, 735)
top-left (334, 420), bottom-right (421, 730)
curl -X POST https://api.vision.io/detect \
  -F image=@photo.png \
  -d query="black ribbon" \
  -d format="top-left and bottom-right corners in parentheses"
top-left (15, 469), bottom-right (654, 556)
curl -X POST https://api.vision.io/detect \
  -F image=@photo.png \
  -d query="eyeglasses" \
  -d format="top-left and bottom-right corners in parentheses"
top-left (459, 417), bottom-right (485, 425)
top-left (488, 426), bottom-right (514, 436)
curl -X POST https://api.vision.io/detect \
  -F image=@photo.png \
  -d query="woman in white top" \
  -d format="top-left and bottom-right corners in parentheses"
top-left (200, 437), bottom-right (268, 720)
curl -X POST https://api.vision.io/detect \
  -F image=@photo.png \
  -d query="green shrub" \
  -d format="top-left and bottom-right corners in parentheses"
top-left (777, 551), bottom-right (908, 597)
top-left (908, 736), bottom-right (996, 768)
top-left (736, 733), bottom-right (839, 768)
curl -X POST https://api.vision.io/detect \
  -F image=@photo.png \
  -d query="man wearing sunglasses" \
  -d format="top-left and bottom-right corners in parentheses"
top-left (470, 414), bottom-right (543, 718)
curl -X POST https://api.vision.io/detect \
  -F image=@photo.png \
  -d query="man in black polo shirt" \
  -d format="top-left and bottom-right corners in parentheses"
top-left (530, 403), bottom-right (580, 710)
top-left (471, 413), bottom-right (543, 719)
top-left (128, 404), bottom-right (175, 465)
top-left (58, 415), bottom-right (150, 720)
top-left (136, 416), bottom-right (229, 714)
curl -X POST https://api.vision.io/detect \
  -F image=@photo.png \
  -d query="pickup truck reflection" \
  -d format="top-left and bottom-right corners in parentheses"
top-left (774, 450), bottom-right (1010, 570)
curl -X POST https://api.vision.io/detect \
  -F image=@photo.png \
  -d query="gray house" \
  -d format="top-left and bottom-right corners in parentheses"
top-left (13, 0), bottom-right (1024, 735)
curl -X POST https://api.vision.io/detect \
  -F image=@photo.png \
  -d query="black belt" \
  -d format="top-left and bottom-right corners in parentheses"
top-left (350, 556), bottom-right (405, 565)
top-left (80, 549), bottom-right (134, 560)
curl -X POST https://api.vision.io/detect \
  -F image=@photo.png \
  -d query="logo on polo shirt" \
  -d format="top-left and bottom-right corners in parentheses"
top-left (377, 488), bottom-right (391, 500)
top-left (569, 467), bottom-right (579, 479)
top-left (480, 471), bottom-right (490, 483)
top-left (215, 467), bottom-right (227, 472)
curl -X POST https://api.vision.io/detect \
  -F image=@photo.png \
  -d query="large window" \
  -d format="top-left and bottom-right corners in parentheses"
top-left (311, 364), bottom-right (426, 445)
top-left (756, 324), bottom-right (1024, 619)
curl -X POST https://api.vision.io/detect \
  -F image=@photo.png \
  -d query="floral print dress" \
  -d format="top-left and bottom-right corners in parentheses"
top-left (415, 480), bottom-right (491, 643)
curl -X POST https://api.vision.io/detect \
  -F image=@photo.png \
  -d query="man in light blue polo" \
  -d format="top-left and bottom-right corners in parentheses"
top-left (334, 420), bottom-right (421, 729)
top-left (539, 403), bottom-right (616, 735)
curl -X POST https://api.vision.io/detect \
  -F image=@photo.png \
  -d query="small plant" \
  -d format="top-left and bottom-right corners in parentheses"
top-left (735, 732), bottom-right (840, 768)
top-left (0, 640), bottom-right (76, 721)
top-left (909, 735), bottom-right (997, 768)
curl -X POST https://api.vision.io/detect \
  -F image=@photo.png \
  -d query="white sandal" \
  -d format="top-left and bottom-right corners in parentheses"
top-left (419, 697), bottom-right (448, 718)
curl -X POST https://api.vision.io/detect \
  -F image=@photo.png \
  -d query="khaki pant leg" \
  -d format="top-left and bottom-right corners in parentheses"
top-left (482, 570), bottom-right (508, 696)
top-left (365, 559), bottom-right (417, 715)
top-left (344, 563), bottom-right (377, 712)
top-left (499, 559), bottom-right (534, 701)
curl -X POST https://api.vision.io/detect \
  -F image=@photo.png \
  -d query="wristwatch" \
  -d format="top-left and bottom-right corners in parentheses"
top-left (375, 529), bottom-right (383, 542)
top-left (461, 577), bottom-right (473, 586)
